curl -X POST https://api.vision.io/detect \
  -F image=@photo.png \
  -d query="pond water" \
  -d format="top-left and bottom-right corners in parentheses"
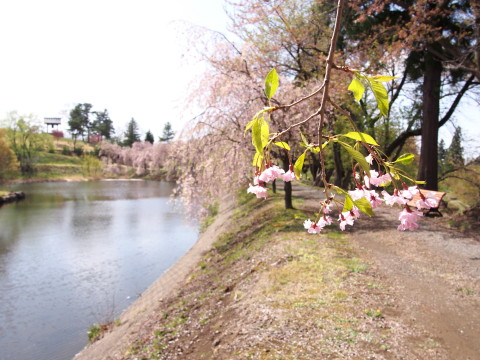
top-left (0, 180), bottom-right (198, 360)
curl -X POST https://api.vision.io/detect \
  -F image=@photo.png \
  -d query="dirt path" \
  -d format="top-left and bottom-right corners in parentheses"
top-left (298, 184), bottom-right (480, 360)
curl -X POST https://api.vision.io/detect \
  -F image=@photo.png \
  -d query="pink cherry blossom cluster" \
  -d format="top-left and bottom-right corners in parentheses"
top-left (247, 165), bottom-right (296, 199)
top-left (248, 156), bottom-right (440, 233)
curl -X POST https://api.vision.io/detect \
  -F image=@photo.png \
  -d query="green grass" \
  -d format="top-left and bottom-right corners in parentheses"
top-left (36, 151), bottom-right (83, 165)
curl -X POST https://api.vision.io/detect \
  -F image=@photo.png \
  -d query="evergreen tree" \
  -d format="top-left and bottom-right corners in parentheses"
top-left (159, 122), bottom-right (175, 143)
top-left (446, 127), bottom-right (465, 168)
top-left (68, 103), bottom-right (92, 145)
top-left (438, 138), bottom-right (448, 174)
top-left (123, 118), bottom-right (140, 147)
top-left (144, 130), bottom-right (154, 144)
top-left (92, 109), bottom-right (115, 140)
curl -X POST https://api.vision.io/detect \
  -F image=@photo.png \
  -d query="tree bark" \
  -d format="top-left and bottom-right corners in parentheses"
top-left (417, 45), bottom-right (442, 190)
top-left (281, 155), bottom-right (293, 209)
top-left (332, 142), bottom-right (345, 187)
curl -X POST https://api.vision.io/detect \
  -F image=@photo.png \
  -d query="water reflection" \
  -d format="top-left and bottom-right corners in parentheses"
top-left (0, 180), bottom-right (197, 360)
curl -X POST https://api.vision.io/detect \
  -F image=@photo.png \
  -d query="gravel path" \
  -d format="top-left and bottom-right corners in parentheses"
top-left (297, 183), bottom-right (480, 360)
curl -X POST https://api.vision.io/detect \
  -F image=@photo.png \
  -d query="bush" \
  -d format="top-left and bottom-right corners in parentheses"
top-left (73, 147), bottom-right (84, 156)
top-left (81, 155), bottom-right (103, 178)
top-left (51, 130), bottom-right (64, 138)
top-left (61, 146), bottom-right (73, 156)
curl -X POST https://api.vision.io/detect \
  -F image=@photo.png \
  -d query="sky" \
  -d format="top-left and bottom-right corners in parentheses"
top-left (0, 1), bottom-right (478, 157)
top-left (0, 0), bottom-right (230, 139)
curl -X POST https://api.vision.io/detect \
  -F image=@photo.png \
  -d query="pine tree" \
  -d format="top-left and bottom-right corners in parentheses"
top-left (438, 138), bottom-right (448, 174)
top-left (159, 122), bottom-right (175, 143)
top-left (446, 127), bottom-right (465, 168)
top-left (144, 130), bottom-right (154, 144)
top-left (123, 118), bottom-right (140, 147)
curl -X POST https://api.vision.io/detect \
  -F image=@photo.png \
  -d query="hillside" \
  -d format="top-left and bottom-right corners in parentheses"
top-left (74, 183), bottom-right (480, 360)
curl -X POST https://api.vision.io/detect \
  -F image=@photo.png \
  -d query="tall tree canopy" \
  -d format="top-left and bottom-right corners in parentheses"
top-left (92, 109), bottom-right (115, 140)
top-left (68, 103), bottom-right (93, 145)
top-left (123, 118), bottom-right (141, 147)
top-left (159, 122), bottom-right (175, 143)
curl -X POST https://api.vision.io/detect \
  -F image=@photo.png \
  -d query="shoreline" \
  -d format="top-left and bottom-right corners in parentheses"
top-left (0, 191), bottom-right (25, 205)
top-left (73, 194), bottom-right (236, 360)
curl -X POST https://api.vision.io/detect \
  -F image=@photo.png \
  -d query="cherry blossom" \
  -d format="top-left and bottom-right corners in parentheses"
top-left (281, 170), bottom-right (296, 182)
top-left (318, 215), bottom-right (333, 227)
top-left (368, 170), bottom-right (392, 187)
top-left (415, 192), bottom-right (438, 210)
top-left (247, 184), bottom-right (268, 199)
top-left (397, 207), bottom-right (423, 231)
top-left (348, 187), bottom-right (366, 201)
top-left (382, 189), bottom-right (408, 206)
top-left (366, 190), bottom-right (383, 209)
top-left (399, 185), bottom-right (419, 200)
top-left (281, 165), bottom-right (296, 182)
top-left (338, 208), bottom-right (359, 231)
top-left (323, 202), bottom-right (333, 214)
top-left (303, 219), bottom-right (323, 234)
top-left (258, 165), bottom-right (285, 183)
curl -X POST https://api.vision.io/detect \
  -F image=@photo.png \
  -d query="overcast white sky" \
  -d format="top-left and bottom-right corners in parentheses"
top-left (0, 0), bottom-right (229, 139)
top-left (0, 1), bottom-right (478, 156)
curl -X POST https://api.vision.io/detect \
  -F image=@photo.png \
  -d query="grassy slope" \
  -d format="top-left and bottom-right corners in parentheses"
top-left (121, 190), bottom-right (442, 360)
top-left (27, 151), bottom-right (84, 180)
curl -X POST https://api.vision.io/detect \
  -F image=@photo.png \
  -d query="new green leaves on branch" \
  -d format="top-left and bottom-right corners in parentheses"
top-left (341, 132), bottom-right (379, 146)
top-left (264, 69), bottom-right (279, 100)
top-left (251, 116), bottom-right (269, 155)
top-left (348, 72), bottom-right (396, 116)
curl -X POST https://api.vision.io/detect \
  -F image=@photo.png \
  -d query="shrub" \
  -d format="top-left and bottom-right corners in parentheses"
top-left (51, 130), bottom-right (64, 138)
top-left (61, 146), bottom-right (73, 156)
top-left (73, 147), bottom-right (84, 156)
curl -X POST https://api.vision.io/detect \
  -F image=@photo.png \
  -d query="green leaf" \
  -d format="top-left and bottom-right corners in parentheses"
top-left (343, 194), bottom-right (354, 212)
top-left (245, 107), bottom-right (276, 134)
top-left (294, 151), bottom-right (307, 179)
top-left (265, 69), bottom-right (279, 100)
top-left (252, 117), bottom-right (265, 154)
top-left (348, 76), bottom-right (365, 102)
top-left (415, 180), bottom-right (426, 185)
top-left (367, 78), bottom-right (389, 116)
top-left (310, 146), bottom-right (320, 154)
top-left (333, 186), bottom-right (349, 196)
top-left (372, 75), bottom-right (397, 82)
top-left (252, 152), bottom-right (263, 167)
top-left (300, 131), bottom-right (309, 146)
top-left (261, 120), bottom-right (270, 148)
top-left (299, 142), bottom-right (307, 147)
top-left (353, 197), bottom-right (375, 217)
top-left (394, 153), bottom-right (415, 165)
top-left (342, 132), bottom-right (379, 146)
top-left (274, 141), bottom-right (290, 150)
top-left (245, 119), bottom-right (255, 134)
top-left (338, 141), bottom-right (371, 174)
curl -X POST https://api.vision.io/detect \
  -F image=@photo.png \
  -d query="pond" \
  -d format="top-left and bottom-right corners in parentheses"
top-left (0, 180), bottom-right (198, 360)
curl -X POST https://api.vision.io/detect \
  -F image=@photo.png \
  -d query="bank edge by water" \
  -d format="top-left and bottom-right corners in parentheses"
top-left (73, 194), bottom-right (237, 360)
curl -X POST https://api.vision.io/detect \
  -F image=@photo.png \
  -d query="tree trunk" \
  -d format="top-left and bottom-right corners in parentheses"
top-left (332, 142), bottom-right (345, 187)
top-left (284, 180), bottom-right (293, 209)
top-left (417, 46), bottom-right (442, 190)
top-left (281, 155), bottom-right (293, 209)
